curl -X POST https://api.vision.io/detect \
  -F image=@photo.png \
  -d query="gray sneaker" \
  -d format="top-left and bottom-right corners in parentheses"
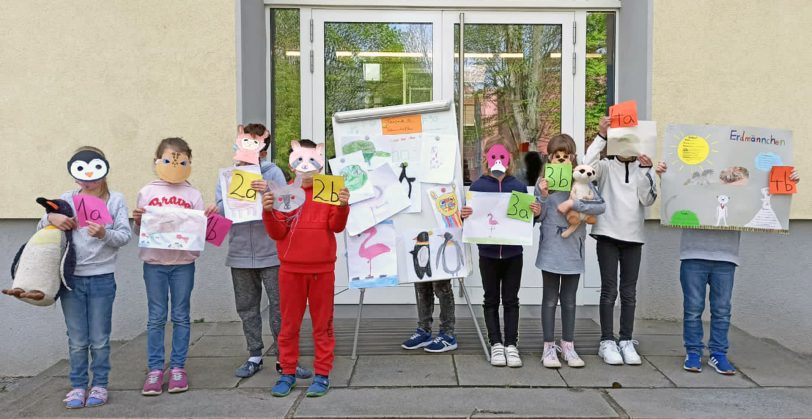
top-left (235, 360), bottom-right (262, 378)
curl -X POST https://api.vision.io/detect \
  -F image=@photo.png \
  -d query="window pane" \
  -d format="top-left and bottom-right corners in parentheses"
top-left (271, 9), bottom-right (300, 179)
top-left (324, 22), bottom-right (433, 162)
top-left (455, 24), bottom-right (563, 184)
top-left (585, 11), bottom-right (616, 148)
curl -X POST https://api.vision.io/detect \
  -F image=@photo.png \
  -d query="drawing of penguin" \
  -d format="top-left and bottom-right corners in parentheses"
top-left (436, 231), bottom-right (464, 276)
top-left (410, 231), bottom-right (432, 279)
top-left (399, 162), bottom-right (416, 198)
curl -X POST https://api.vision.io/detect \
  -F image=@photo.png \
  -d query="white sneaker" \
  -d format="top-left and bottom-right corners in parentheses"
top-left (505, 345), bottom-right (523, 368)
top-left (490, 343), bottom-right (506, 367)
top-left (561, 341), bottom-right (585, 368)
top-left (619, 340), bottom-right (642, 365)
top-left (598, 340), bottom-right (624, 365)
top-left (542, 342), bottom-right (561, 368)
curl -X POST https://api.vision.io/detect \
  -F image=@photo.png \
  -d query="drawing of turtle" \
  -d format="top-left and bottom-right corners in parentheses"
top-left (342, 140), bottom-right (391, 165)
top-left (340, 164), bottom-right (368, 191)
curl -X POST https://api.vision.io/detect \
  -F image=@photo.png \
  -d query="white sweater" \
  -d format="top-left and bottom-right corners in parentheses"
top-left (584, 135), bottom-right (657, 244)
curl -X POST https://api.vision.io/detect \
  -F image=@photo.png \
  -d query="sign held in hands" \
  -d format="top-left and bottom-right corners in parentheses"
top-left (73, 194), bottom-right (113, 227)
top-left (506, 191), bottom-right (535, 223)
top-left (769, 166), bottom-right (797, 194)
top-left (609, 100), bottom-right (638, 128)
top-left (205, 213), bottom-right (233, 247)
top-left (545, 163), bottom-right (573, 192)
top-left (312, 174), bottom-right (345, 205)
top-left (228, 169), bottom-right (263, 202)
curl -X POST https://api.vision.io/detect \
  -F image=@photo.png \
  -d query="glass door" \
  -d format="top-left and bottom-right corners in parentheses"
top-left (442, 11), bottom-right (598, 305)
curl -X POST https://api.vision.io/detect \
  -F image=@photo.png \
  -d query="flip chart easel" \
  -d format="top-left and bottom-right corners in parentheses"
top-left (333, 100), bottom-right (490, 362)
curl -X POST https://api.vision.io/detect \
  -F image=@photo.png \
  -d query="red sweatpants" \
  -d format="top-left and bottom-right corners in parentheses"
top-left (277, 270), bottom-right (335, 376)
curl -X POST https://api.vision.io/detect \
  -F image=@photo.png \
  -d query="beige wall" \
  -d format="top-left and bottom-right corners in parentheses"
top-left (0, 1), bottom-right (237, 218)
top-left (652, 0), bottom-right (811, 219)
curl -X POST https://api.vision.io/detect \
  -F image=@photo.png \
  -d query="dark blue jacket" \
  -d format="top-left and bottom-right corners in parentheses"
top-left (468, 174), bottom-right (526, 260)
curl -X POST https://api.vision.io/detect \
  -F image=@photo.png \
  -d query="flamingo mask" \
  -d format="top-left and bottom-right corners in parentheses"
top-left (486, 144), bottom-right (510, 177)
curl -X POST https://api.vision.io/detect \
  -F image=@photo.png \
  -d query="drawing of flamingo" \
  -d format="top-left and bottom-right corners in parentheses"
top-left (487, 213), bottom-right (499, 236)
top-left (358, 226), bottom-right (391, 278)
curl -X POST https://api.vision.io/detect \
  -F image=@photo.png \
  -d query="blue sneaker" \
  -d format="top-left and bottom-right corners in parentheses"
top-left (709, 353), bottom-right (736, 375)
top-left (275, 362), bottom-right (313, 379)
top-left (235, 360), bottom-right (262, 378)
top-left (424, 332), bottom-right (458, 353)
top-left (401, 328), bottom-right (433, 350)
top-left (271, 375), bottom-right (296, 397)
top-left (305, 375), bottom-right (330, 398)
top-left (683, 353), bottom-right (702, 372)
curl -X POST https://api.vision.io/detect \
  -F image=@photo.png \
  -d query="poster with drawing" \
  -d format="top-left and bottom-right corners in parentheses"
top-left (336, 135), bottom-right (392, 169)
top-left (462, 191), bottom-right (535, 245)
top-left (219, 166), bottom-right (263, 224)
top-left (420, 134), bottom-right (458, 184)
top-left (660, 124), bottom-right (793, 233)
top-left (345, 220), bottom-right (398, 289)
top-left (346, 162), bottom-right (410, 236)
top-left (373, 134), bottom-right (422, 213)
top-left (426, 184), bottom-right (463, 228)
top-left (139, 206), bottom-right (207, 251)
top-left (329, 151), bottom-right (374, 204)
top-left (401, 227), bottom-right (466, 283)
top-left (607, 120), bottom-right (657, 158)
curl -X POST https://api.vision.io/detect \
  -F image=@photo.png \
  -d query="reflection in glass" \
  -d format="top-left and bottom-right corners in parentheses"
top-left (585, 11), bottom-right (616, 148)
top-left (324, 23), bottom-right (433, 160)
top-left (455, 24), bottom-right (563, 184)
top-left (271, 9), bottom-right (301, 179)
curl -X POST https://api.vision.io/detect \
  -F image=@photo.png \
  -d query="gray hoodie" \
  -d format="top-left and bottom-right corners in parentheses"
top-left (535, 186), bottom-right (606, 275)
top-left (215, 160), bottom-right (287, 268)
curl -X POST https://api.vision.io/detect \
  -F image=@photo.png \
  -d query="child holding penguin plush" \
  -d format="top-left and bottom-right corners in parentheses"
top-left (460, 142), bottom-right (540, 367)
top-left (262, 139), bottom-right (350, 398)
top-left (37, 147), bottom-right (132, 408)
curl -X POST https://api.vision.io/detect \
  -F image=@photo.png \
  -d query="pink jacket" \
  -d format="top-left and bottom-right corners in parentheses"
top-left (135, 180), bottom-right (204, 265)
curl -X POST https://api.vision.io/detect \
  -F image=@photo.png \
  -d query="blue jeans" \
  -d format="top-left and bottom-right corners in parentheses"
top-left (680, 259), bottom-right (736, 355)
top-left (143, 262), bottom-right (195, 370)
top-left (60, 273), bottom-right (116, 389)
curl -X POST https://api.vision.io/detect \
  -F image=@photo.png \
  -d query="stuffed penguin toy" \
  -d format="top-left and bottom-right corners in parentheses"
top-left (2, 197), bottom-right (76, 306)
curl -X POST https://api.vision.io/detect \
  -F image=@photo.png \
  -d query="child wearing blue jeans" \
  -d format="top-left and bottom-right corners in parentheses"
top-left (679, 169), bottom-right (799, 375)
top-left (42, 147), bottom-right (132, 408)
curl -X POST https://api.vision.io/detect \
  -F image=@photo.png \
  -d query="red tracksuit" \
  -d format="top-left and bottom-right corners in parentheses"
top-left (263, 185), bottom-right (349, 376)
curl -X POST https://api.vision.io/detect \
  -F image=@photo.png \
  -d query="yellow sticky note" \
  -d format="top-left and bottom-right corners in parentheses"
top-left (228, 170), bottom-right (262, 202)
top-left (312, 174), bottom-right (345, 206)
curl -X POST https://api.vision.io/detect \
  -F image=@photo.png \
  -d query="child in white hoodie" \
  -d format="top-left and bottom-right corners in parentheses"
top-left (583, 116), bottom-right (665, 365)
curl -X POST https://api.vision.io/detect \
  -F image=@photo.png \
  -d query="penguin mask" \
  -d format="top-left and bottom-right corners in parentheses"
top-left (68, 150), bottom-right (109, 182)
top-left (289, 140), bottom-right (324, 180)
top-left (155, 149), bottom-right (192, 184)
top-left (485, 144), bottom-right (510, 177)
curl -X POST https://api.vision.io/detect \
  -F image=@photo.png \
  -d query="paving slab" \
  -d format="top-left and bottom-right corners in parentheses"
top-left (630, 319), bottom-right (683, 335)
top-left (8, 377), bottom-right (295, 418)
top-left (184, 357), bottom-right (244, 389)
top-left (239, 356), bottom-right (356, 389)
top-left (187, 334), bottom-right (249, 358)
top-left (293, 387), bottom-right (618, 418)
top-left (633, 334), bottom-right (686, 356)
top-left (644, 356), bottom-right (756, 388)
top-left (557, 355), bottom-right (674, 388)
top-left (608, 388), bottom-right (812, 419)
top-left (351, 355), bottom-right (457, 387)
top-left (454, 354), bottom-right (567, 387)
top-left (726, 343), bottom-right (812, 387)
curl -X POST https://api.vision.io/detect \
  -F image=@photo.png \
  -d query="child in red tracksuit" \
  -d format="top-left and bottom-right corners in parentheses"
top-left (262, 139), bottom-right (350, 398)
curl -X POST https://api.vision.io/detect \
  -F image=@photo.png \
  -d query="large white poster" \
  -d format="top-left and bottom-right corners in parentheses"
top-left (462, 191), bottom-right (534, 246)
top-left (660, 124), bottom-right (793, 233)
top-left (345, 162), bottom-right (410, 236)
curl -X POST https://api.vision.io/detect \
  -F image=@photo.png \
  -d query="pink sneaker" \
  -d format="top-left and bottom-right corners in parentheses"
top-left (168, 368), bottom-right (189, 393)
top-left (142, 369), bottom-right (164, 396)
